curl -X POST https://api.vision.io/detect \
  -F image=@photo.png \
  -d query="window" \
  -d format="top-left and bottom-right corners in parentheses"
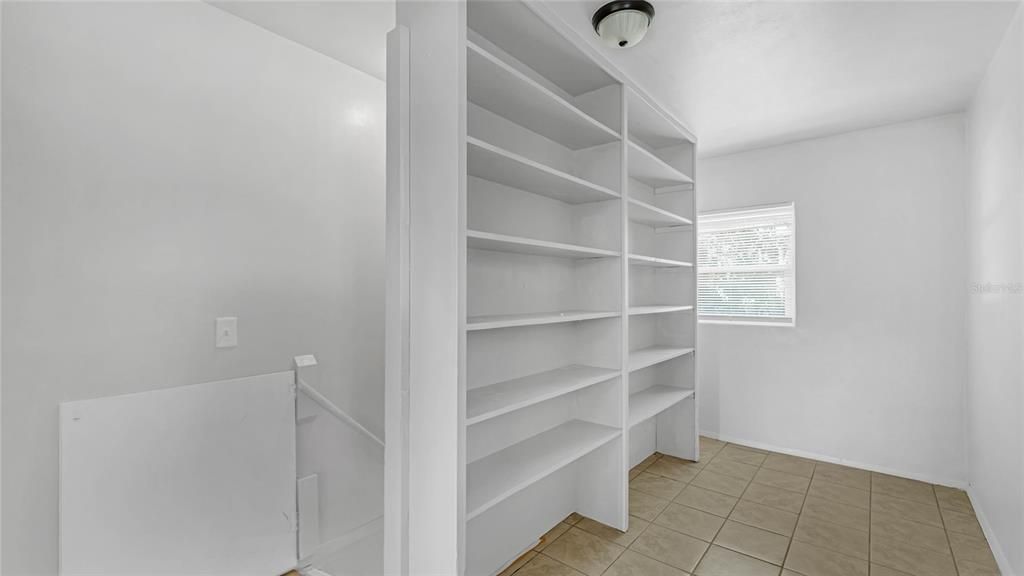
top-left (697, 203), bottom-right (796, 326)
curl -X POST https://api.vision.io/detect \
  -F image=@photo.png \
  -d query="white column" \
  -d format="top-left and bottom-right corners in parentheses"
top-left (386, 2), bottom-right (466, 574)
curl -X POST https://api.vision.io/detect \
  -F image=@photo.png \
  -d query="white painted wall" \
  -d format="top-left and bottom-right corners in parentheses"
top-left (1, 2), bottom-right (385, 573)
top-left (698, 114), bottom-right (968, 487)
top-left (966, 4), bottom-right (1024, 574)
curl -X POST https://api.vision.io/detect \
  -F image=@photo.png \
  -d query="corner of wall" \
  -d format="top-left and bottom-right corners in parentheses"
top-left (964, 3), bottom-right (1024, 574)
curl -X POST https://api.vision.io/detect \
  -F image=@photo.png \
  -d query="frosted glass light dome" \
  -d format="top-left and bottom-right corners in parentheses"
top-left (592, 1), bottom-right (655, 49)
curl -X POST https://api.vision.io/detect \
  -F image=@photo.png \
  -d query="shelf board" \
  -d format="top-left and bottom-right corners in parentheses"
top-left (467, 365), bottom-right (620, 426)
top-left (629, 305), bottom-right (694, 316)
top-left (627, 89), bottom-right (694, 150)
top-left (467, 42), bottom-right (620, 151)
top-left (628, 254), bottom-right (694, 268)
top-left (629, 386), bottom-right (694, 427)
top-left (466, 420), bottom-right (620, 520)
top-left (467, 1), bottom-right (618, 98)
top-left (467, 310), bottom-right (620, 331)
top-left (629, 346), bottom-right (695, 372)
top-left (468, 230), bottom-right (619, 259)
top-left (628, 141), bottom-right (694, 188)
top-left (467, 137), bottom-right (620, 204)
top-left (627, 198), bottom-right (693, 228)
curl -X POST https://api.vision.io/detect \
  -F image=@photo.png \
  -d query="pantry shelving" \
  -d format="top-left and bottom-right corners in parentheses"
top-left (629, 386), bottom-right (696, 427)
top-left (467, 365), bottom-right (620, 425)
top-left (466, 310), bottom-right (620, 331)
top-left (466, 420), bottom-right (621, 520)
top-left (629, 305), bottom-right (694, 316)
top-left (629, 253), bottom-right (694, 268)
top-left (467, 41), bottom-right (620, 150)
top-left (467, 138), bottom-right (620, 204)
top-left (388, 1), bottom-right (698, 573)
top-left (628, 141), bottom-right (694, 188)
top-left (628, 197), bottom-right (693, 228)
top-left (629, 346), bottom-right (695, 373)
top-left (466, 230), bottom-right (619, 259)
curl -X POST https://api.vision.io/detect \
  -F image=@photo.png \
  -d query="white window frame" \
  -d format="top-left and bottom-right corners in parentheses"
top-left (697, 202), bottom-right (796, 327)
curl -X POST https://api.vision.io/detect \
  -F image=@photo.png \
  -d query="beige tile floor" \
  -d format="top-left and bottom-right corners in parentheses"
top-left (498, 437), bottom-right (1001, 576)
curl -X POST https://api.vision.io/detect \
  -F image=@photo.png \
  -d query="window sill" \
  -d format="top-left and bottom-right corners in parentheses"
top-left (699, 318), bottom-right (795, 328)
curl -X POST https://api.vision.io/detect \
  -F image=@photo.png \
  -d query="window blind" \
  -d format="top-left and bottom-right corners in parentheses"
top-left (697, 203), bottom-right (795, 325)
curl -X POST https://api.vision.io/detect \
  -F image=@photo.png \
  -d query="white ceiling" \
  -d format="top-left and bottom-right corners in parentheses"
top-left (548, 1), bottom-right (1019, 156)
top-left (210, 0), bottom-right (393, 80)
top-left (211, 0), bottom-right (1018, 156)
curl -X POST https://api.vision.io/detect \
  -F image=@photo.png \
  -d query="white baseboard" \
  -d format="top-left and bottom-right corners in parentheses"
top-left (700, 431), bottom-right (968, 489)
top-left (314, 515), bottom-right (384, 559)
top-left (297, 514), bottom-right (384, 576)
top-left (966, 486), bottom-right (1017, 576)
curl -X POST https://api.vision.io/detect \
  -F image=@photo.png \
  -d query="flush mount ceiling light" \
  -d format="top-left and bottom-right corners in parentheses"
top-left (592, 0), bottom-right (655, 48)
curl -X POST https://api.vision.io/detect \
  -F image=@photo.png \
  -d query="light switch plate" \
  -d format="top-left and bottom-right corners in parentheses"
top-left (216, 317), bottom-right (238, 348)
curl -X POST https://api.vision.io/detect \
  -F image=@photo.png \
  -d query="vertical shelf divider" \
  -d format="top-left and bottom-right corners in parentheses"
top-left (618, 83), bottom-right (631, 531)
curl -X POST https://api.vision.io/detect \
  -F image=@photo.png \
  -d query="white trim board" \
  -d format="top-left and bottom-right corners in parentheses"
top-left (700, 431), bottom-right (968, 489)
top-left (966, 486), bottom-right (1016, 576)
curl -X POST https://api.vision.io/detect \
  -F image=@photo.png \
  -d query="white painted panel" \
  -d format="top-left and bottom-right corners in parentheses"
top-left (629, 418), bottom-right (656, 468)
top-left (59, 372), bottom-right (297, 576)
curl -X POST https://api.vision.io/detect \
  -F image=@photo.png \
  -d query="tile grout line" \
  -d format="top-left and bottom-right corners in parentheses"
top-left (635, 446), bottom-right (723, 573)
top-left (779, 458), bottom-right (813, 573)
top-left (687, 442), bottom-right (781, 573)
top-left (594, 453), bottom-right (663, 576)
top-left (868, 467), bottom-right (873, 572)
top-left (683, 443), bottom-right (727, 575)
top-left (713, 444), bottom-right (811, 572)
top-left (624, 452), bottom-right (695, 574)
top-left (873, 474), bottom-right (966, 576)
top-left (933, 484), bottom-right (962, 576)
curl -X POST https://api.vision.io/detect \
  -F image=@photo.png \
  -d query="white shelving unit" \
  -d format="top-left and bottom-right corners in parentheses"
top-left (466, 230), bottom-right (620, 258)
top-left (466, 420), bottom-right (621, 520)
top-left (627, 197), bottom-right (693, 228)
top-left (629, 386), bottom-right (696, 428)
top-left (629, 346), bottom-right (696, 373)
top-left (467, 138), bottom-right (619, 204)
top-left (466, 310), bottom-right (620, 331)
top-left (629, 305), bottom-right (694, 316)
top-left (629, 253), bottom-right (694, 268)
top-left (467, 365), bottom-right (620, 425)
top-left (387, 2), bottom-right (698, 573)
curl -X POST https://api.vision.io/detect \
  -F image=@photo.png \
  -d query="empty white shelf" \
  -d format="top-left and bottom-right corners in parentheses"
top-left (629, 386), bottom-right (695, 427)
top-left (467, 42), bottom-right (620, 150)
top-left (467, 137), bottom-right (619, 204)
top-left (628, 141), bottom-right (694, 188)
top-left (467, 310), bottom-right (620, 331)
top-left (466, 420), bottom-right (620, 520)
top-left (629, 346), bottom-right (695, 372)
top-left (468, 230), bottom-right (619, 259)
top-left (629, 305), bottom-right (694, 316)
top-left (629, 254), bottom-right (694, 268)
top-left (467, 365), bottom-right (620, 425)
top-left (627, 89), bottom-right (694, 150)
top-left (628, 198), bottom-right (693, 228)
